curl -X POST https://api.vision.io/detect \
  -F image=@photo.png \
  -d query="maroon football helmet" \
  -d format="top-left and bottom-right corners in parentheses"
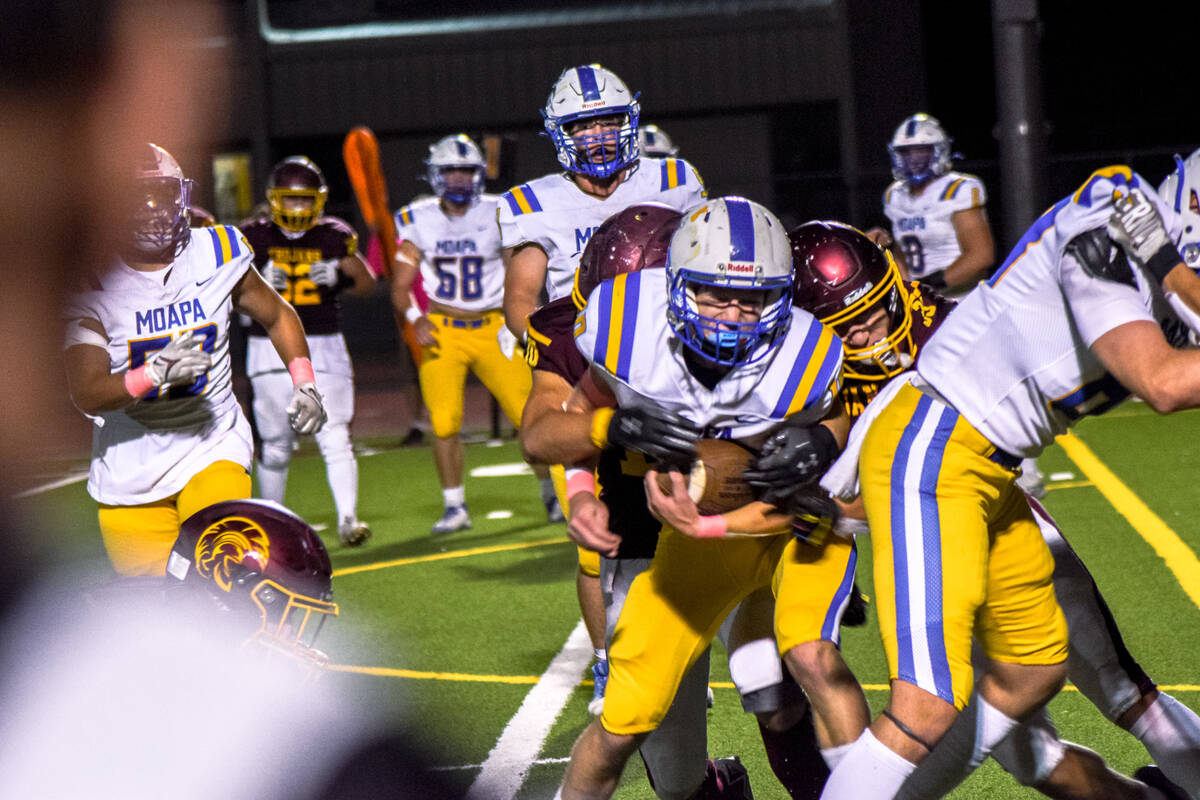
top-left (267, 156), bottom-right (328, 233)
top-left (167, 499), bottom-right (338, 663)
top-left (572, 203), bottom-right (683, 310)
top-left (790, 220), bottom-right (914, 379)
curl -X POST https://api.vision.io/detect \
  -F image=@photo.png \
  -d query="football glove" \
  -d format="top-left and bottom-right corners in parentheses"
top-left (1107, 188), bottom-right (1183, 282)
top-left (744, 424), bottom-right (839, 506)
top-left (1065, 227), bottom-right (1136, 288)
top-left (788, 492), bottom-right (841, 548)
top-left (286, 382), bottom-right (327, 434)
top-left (262, 260), bottom-right (289, 292)
top-left (308, 258), bottom-right (340, 288)
top-left (143, 332), bottom-right (211, 387)
top-left (920, 269), bottom-right (948, 291)
top-left (597, 406), bottom-right (700, 470)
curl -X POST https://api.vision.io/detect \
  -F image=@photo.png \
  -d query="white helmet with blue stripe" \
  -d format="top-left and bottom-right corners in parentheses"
top-left (638, 124), bottom-right (678, 157)
top-left (1157, 147), bottom-right (1200, 269)
top-left (887, 113), bottom-right (952, 185)
top-left (666, 197), bottom-right (794, 366)
top-left (426, 134), bottom-right (486, 204)
top-left (542, 64), bottom-right (640, 179)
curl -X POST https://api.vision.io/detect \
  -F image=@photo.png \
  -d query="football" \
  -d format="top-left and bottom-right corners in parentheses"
top-left (655, 438), bottom-right (757, 515)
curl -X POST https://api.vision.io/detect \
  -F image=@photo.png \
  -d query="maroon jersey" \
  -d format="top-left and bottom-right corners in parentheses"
top-left (240, 216), bottom-right (359, 336)
top-left (841, 281), bottom-right (955, 422)
top-left (525, 296), bottom-right (587, 383)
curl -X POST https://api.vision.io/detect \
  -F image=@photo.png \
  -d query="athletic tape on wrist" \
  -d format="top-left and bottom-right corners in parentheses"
top-left (124, 365), bottom-right (154, 398)
top-left (288, 357), bottom-right (316, 386)
top-left (695, 515), bottom-right (728, 539)
top-left (404, 305), bottom-right (423, 323)
top-left (565, 468), bottom-right (596, 498)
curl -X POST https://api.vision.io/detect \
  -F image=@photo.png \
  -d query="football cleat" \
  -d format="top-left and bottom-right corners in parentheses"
top-left (1134, 765), bottom-right (1189, 800)
top-left (691, 756), bottom-right (755, 800)
top-left (338, 518), bottom-right (372, 547)
top-left (588, 658), bottom-right (609, 716)
top-left (842, 581), bottom-right (869, 627)
top-left (431, 504), bottom-right (471, 536)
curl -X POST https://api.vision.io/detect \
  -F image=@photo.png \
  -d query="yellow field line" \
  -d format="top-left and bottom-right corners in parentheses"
top-left (1043, 479), bottom-right (1094, 492)
top-left (327, 665), bottom-right (1200, 692)
top-left (1057, 432), bottom-right (1200, 611)
top-left (333, 536), bottom-right (570, 577)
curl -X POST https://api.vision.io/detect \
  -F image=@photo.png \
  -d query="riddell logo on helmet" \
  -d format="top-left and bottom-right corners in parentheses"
top-left (723, 263), bottom-right (757, 274)
top-left (843, 281), bottom-right (874, 306)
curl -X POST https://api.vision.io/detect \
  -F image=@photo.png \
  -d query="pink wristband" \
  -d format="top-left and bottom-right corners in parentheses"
top-left (565, 468), bottom-right (596, 498)
top-left (695, 514), bottom-right (728, 539)
top-left (288, 357), bottom-right (316, 385)
top-left (124, 365), bottom-right (154, 398)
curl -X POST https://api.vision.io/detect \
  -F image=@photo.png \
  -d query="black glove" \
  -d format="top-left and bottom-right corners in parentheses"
top-left (919, 270), bottom-right (948, 291)
top-left (789, 492), bottom-right (841, 548)
top-left (600, 406), bottom-right (700, 470)
top-left (1065, 227), bottom-right (1136, 288)
top-left (744, 424), bottom-right (839, 507)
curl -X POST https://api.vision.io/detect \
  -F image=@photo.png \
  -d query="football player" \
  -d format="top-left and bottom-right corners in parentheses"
top-left (64, 143), bottom-right (327, 577)
top-left (639, 124), bottom-right (680, 158)
top-left (538, 197), bottom-right (849, 799)
top-left (499, 63), bottom-right (706, 346)
top-left (792, 222), bottom-right (1193, 799)
top-left (1158, 147), bottom-right (1200, 273)
top-left (241, 156), bottom-right (376, 546)
top-left (522, 204), bottom-right (829, 799)
top-left (818, 168), bottom-right (1200, 800)
top-left (391, 134), bottom-right (561, 534)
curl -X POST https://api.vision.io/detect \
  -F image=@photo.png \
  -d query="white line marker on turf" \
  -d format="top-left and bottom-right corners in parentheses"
top-left (487, 510), bottom-right (514, 520)
top-left (470, 463), bottom-right (534, 478)
top-left (12, 472), bottom-right (89, 498)
top-left (465, 620), bottom-right (591, 800)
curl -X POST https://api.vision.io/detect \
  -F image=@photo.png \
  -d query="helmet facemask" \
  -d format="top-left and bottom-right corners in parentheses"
top-left (887, 113), bottom-right (953, 186)
top-left (542, 65), bottom-right (641, 179)
top-left (819, 257), bottom-right (915, 380)
top-left (669, 271), bottom-right (792, 367)
top-left (267, 157), bottom-right (329, 233)
top-left (425, 134), bottom-right (487, 205)
top-left (128, 175), bottom-right (194, 262)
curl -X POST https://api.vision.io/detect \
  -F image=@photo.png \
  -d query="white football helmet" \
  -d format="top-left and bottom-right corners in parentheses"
top-left (425, 134), bottom-right (486, 205)
top-left (1157, 147), bottom-right (1200, 269)
top-left (542, 64), bottom-right (640, 178)
top-left (666, 197), bottom-right (793, 366)
top-left (127, 142), bottom-right (194, 262)
top-left (887, 113), bottom-right (952, 185)
top-left (639, 124), bottom-right (678, 157)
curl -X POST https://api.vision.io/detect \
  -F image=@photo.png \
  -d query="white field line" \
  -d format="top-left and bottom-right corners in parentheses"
top-left (12, 472), bottom-right (89, 498)
top-left (465, 620), bottom-right (591, 800)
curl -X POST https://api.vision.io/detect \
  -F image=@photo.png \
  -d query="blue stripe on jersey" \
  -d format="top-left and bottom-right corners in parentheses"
top-left (890, 394), bottom-right (929, 687)
top-left (802, 333), bottom-right (844, 411)
top-left (771, 318), bottom-right (823, 418)
top-left (224, 225), bottom-right (241, 259)
top-left (726, 198), bottom-right (756, 262)
top-left (577, 66), bottom-right (602, 102)
top-left (821, 540), bottom-right (858, 644)
top-left (918, 405), bottom-right (958, 704)
top-left (987, 195), bottom-right (1071, 287)
top-left (593, 280), bottom-right (613, 366)
top-left (616, 271), bottom-right (641, 382)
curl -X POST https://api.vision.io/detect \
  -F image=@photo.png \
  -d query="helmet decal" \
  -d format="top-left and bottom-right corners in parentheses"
top-left (195, 516), bottom-right (270, 593)
top-left (542, 64), bottom-right (641, 179)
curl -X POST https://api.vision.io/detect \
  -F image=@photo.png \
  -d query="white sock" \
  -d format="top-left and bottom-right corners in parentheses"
top-left (443, 486), bottom-right (465, 508)
top-left (593, 648), bottom-right (606, 662)
top-left (256, 461), bottom-right (288, 504)
top-left (1130, 692), bottom-right (1200, 795)
top-left (821, 729), bottom-right (916, 799)
top-left (821, 743), bottom-right (854, 770)
top-left (325, 457), bottom-right (358, 522)
top-left (897, 694), bottom-right (1019, 799)
top-left (539, 477), bottom-right (556, 504)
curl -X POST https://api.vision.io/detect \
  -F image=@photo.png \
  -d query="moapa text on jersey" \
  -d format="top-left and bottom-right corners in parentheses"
top-left (897, 217), bottom-right (926, 231)
top-left (135, 299), bottom-right (207, 335)
top-left (574, 226), bottom-right (598, 253)
top-left (434, 239), bottom-right (479, 255)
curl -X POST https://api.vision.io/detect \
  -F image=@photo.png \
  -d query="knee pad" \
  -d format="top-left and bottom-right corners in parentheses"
top-left (259, 438), bottom-right (292, 470)
top-left (984, 708), bottom-right (1066, 787)
top-left (728, 637), bottom-right (785, 698)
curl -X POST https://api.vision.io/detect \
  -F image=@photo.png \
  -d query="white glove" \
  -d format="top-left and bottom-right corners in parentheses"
top-left (262, 260), bottom-right (289, 292)
top-left (497, 325), bottom-right (521, 360)
top-left (286, 382), bottom-right (327, 434)
top-left (308, 258), bottom-right (340, 288)
top-left (1107, 188), bottom-right (1183, 282)
top-left (144, 332), bottom-right (210, 387)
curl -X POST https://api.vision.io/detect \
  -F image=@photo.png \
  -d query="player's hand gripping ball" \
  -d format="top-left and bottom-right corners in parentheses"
top-left (655, 438), bottom-right (757, 515)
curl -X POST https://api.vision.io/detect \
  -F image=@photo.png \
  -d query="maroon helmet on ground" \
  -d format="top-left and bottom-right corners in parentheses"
top-left (789, 220), bottom-right (915, 379)
top-left (572, 203), bottom-right (683, 310)
top-left (167, 499), bottom-right (338, 663)
top-left (267, 155), bottom-right (328, 233)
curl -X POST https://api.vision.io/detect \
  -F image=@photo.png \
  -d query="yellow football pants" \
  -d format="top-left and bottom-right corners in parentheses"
top-left (772, 534), bottom-right (859, 652)
top-left (419, 311), bottom-right (531, 438)
top-left (860, 382), bottom-right (1068, 709)
top-left (98, 459), bottom-right (252, 577)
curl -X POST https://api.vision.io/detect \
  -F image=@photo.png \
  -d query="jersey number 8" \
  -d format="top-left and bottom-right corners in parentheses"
top-left (432, 256), bottom-right (484, 302)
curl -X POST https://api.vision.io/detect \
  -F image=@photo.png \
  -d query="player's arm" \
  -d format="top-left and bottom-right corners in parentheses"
top-left (1091, 320), bottom-right (1200, 414)
top-left (643, 470), bottom-right (794, 539)
top-left (519, 369), bottom-right (575, 462)
top-left (338, 252), bottom-right (376, 297)
top-left (941, 206), bottom-right (995, 290)
top-left (521, 366), bottom-right (614, 466)
top-left (64, 318), bottom-right (211, 413)
top-left (503, 242), bottom-right (547, 341)
top-left (390, 240), bottom-right (436, 346)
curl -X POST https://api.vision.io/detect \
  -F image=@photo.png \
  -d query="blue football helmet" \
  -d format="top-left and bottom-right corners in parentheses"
top-left (542, 64), bottom-right (640, 179)
top-left (887, 113), bottom-right (952, 186)
top-left (126, 143), bottom-right (193, 262)
top-left (666, 197), bottom-right (794, 366)
top-left (1158, 147), bottom-right (1200, 270)
top-left (426, 134), bottom-right (487, 205)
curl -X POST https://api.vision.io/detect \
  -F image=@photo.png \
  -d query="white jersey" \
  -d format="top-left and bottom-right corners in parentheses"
top-left (394, 194), bottom-right (505, 313)
top-left (884, 171), bottom-right (986, 279)
top-left (916, 166), bottom-right (1184, 457)
top-left (575, 268), bottom-right (843, 438)
top-left (498, 157), bottom-right (706, 302)
top-left (64, 225), bottom-right (255, 505)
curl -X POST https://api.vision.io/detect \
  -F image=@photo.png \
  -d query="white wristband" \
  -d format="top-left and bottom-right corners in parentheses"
top-left (405, 306), bottom-right (423, 323)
